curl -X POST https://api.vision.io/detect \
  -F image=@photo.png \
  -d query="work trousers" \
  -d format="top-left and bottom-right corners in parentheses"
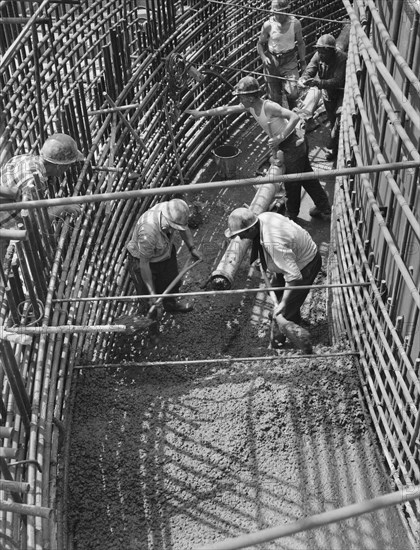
top-left (272, 251), bottom-right (322, 323)
top-left (264, 50), bottom-right (299, 109)
top-left (323, 93), bottom-right (343, 157)
top-left (128, 246), bottom-right (180, 313)
top-left (280, 136), bottom-right (331, 217)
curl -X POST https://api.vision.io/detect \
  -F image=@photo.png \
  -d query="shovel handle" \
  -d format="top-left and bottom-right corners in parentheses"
top-left (259, 265), bottom-right (280, 307)
top-left (147, 258), bottom-right (202, 317)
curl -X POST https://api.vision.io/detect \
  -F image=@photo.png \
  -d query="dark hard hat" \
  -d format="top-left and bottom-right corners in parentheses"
top-left (161, 199), bottom-right (190, 231)
top-left (315, 34), bottom-right (336, 50)
top-left (225, 207), bottom-right (258, 238)
top-left (40, 133), bottom-right (85, 165)
top-left (232, 76), bottom-right (260, 96)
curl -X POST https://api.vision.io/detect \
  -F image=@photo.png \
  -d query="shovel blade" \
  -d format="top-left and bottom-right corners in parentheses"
top-left (113, 314), bottom-right (156, 334)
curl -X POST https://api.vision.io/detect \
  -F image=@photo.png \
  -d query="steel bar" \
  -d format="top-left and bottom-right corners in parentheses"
top-left (103, 93), bottom-right (149, 153)
top-left (194, 486), bottom-right (420, 550)
top-left (3, 325), bottom-right (130, 336)
top-left (0, 500), bottom-right (53, 519)
top-left (74, 352), bottom-right (360, 370)
top-left (1, 160), bottom-right (419, 212)
top-left (208, 0), bottom-right (348, 24)
top-left (52, 282), bottom-right (371, 303)
top-left (0, 480), bottom-right (30, 493)
top-left (89, 104), bottom-right (143, 115)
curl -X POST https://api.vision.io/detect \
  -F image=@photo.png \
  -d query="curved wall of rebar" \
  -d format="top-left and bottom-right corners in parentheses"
top-left (0, 0), bottom-right (419, 548)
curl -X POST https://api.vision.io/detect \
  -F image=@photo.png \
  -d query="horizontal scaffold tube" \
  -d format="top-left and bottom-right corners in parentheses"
top-left (194, 486), bottom-right (420, 550)
top-left (52, 282), bottom-right (371, 303)
top-left (74, 352), bottom-right (360, 369)
top-left (0, 161), bottom-right (419, 212)
top-left (0, 500), bottom-right (53, 520)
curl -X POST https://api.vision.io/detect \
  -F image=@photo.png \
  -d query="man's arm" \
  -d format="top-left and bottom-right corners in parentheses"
top-left (299, 52), bottom-right (320, 85)
top-left (180, 227), bottom-right (202, 261)
top-left (186, 105), bottom-right (246, 118)
top-left (138, 256), bottom-right (156, 298)
top-left (257, 22), bottom-right (271, 66)
top-left (294, 20), bottom-right (306, 72)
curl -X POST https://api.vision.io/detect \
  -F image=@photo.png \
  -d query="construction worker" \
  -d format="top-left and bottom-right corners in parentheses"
top-left (257, 0), bottom-right (306, 109)
top-left (127, 198), bottom-right (202, 315)
top-left (298, 34), bottom-right (347, 162)
top-left (225, 207), bottom-right (321, 348)
top-left (187, 76), bottom-right (331, 221)
top-left (0, 133), bottom-right (83, 231)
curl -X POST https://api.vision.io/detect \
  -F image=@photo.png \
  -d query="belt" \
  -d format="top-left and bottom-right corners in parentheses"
top-left (269, 48), bottom-right (296, 58)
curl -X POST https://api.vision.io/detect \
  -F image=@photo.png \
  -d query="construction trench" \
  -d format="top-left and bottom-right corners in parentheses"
top-left (63, 121), bottom-right (413, 550)
top-left (1, 1), bottom-right (420, 550)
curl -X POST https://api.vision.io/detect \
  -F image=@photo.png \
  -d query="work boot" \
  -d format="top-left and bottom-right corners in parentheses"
top-left (309, 207), bottom-right (331, 221)
top-left (164, 298), bottom-right (194, 314)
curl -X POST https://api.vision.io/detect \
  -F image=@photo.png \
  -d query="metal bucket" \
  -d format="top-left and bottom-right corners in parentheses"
top-left (212, 145), bottom-right (241, 179)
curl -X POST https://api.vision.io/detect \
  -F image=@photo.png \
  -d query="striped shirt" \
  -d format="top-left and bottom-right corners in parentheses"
top-left (258, 211), bottom-right (317, 282)
top-left (0, 154), bottom-right (47, 229)
top-left (127, 203), bottom-right (176, 262)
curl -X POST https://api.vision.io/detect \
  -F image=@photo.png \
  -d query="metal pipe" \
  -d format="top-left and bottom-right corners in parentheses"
top-left (0, 500), bottom-right (53, 520)
top-left (1, 160), bottom-right (419, 212)
top-left (193, 486), bottom-right (420, 550)
top-left (51, 282), bottom-right (371, 303)
top-left (74, 352), bottom-right (360, 370)
top-left (212, 160), bottom-right (284, 288)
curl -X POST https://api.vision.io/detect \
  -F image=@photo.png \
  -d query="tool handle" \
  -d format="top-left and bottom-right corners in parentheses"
top-left (147, 258), bottom-right (202, 317)
top-left (259, 265), bottom-right (280, 307)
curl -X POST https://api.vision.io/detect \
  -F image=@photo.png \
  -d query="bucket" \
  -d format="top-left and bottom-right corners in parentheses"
top-left (212, 145), bottom-right (241, 179)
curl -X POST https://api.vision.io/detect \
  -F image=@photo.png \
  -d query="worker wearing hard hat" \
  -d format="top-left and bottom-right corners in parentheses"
top-left (0, 133), bottom-right (83, 231)
top-left (225, 206), bottom-right (321, 347)
top-left (257, 0), bottom-right (307, 109)
top-left (187, 76), bottom-right (331, 222)
top-left (127, 198), bottom-right (202, 314)
top-left (298, 34), bottom-right (347, 162)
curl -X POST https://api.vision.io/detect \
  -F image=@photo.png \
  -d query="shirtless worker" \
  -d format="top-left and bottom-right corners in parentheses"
top-left (187, 76), bottom-right (331, 221)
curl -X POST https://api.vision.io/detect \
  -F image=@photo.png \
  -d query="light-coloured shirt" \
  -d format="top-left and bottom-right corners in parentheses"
top-left (267, 16), bottom-right (296, 54)
top-left (0, 154), bottom-right (46, 229)
top-left (258, 211), bottom-right (317, 282)
top-left (127, 203), bottom-right (176, 262)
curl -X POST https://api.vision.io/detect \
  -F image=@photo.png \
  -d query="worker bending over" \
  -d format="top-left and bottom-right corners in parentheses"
top-left (127, 198), bottom-right (202, 315)
top-left (225, 207), bottom-right (322, 348)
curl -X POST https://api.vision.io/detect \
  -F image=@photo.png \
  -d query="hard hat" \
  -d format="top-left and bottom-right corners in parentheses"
top-left (225, 207), bottom-right (258, 238)
top-left (232, 76), bottom-right (260, 96)
top-left (315, 34), bottom-right (336, 50)
top-left (161, 199), bottom-right (190, 231)
top-left (40, 133), bottom-right (85, 165)
top-left (271, 0), bottom-right (291, 11)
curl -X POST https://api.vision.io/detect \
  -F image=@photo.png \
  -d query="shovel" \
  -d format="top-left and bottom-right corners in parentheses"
top-left (259, 266), bottom-right (313, 354)
top-left (114, 258), bottom-right (203, 334)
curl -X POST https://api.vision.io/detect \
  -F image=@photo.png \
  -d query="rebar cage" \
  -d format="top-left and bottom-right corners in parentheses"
top-left (0, 0), bottom-right (419, 548)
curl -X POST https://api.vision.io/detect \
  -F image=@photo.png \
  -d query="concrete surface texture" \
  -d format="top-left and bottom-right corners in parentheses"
top-left (67, 118), bottom-right (413, 550)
